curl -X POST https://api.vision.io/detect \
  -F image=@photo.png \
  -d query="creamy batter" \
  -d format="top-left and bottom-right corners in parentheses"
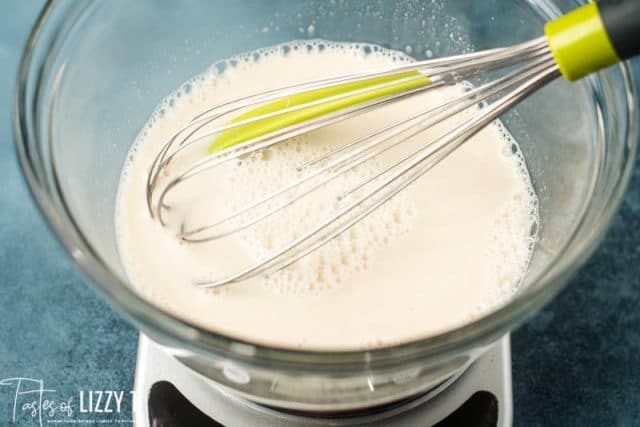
top-left (116, 41), bottom-right (538, 350)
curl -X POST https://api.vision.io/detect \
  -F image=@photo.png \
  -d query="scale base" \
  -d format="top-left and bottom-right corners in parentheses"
top-left (133, 334), bottom-right (513, 426)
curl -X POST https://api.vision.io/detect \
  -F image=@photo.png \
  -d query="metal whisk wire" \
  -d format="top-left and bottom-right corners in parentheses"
top-left (183, 55), bottom-right (555, 243)
top-left (145, 37), bottom-right (559, 288)
top-left (146, 37), bottom-right (547, 217)
top-left (198, 60), bottom-right (558, 288)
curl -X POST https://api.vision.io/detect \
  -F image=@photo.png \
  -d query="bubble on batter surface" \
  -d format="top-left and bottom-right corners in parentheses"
top-left (474, 121), bottom-right (539, 317)
top-left (221, 133), bottom-right (416, 294)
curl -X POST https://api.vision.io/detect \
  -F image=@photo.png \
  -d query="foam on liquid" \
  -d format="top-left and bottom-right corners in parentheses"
top-left (116, 41), bottom-right (538, 350)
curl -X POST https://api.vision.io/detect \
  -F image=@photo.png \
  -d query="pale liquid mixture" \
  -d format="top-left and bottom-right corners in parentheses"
top-left (116, 41), bottom-right (538, 350)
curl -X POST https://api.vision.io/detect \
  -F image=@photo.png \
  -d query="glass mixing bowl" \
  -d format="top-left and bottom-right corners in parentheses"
top-left (14, 0), bottom-right (637, 414)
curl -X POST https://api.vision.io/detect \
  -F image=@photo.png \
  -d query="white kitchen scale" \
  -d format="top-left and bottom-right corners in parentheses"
top-left (133, 334), bottom-right (512, 426)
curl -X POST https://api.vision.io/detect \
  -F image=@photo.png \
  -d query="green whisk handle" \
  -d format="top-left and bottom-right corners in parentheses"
top-left (545, 0), bottom-right (640, 81)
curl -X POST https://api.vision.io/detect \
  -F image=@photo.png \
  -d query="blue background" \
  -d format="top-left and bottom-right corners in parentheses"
top-left (1, 1), bottom-right (639, 425)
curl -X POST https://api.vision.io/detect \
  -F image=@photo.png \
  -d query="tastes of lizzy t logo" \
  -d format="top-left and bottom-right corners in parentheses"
top-left (0, 377), bottom-right (133, 426)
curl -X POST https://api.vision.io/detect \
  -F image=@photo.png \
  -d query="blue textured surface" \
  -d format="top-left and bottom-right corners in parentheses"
top-left (0, 2), bottom-right (136, 425)
top-left (0, 2), bottom-right (639, 426)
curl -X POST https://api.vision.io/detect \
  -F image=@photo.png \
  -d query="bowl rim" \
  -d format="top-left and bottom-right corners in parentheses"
top-left (13, 0), bottom-right (639, 369)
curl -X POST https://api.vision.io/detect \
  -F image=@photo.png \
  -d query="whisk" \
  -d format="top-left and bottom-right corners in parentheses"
top-left (146, 0), bottom-right (639, 288)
